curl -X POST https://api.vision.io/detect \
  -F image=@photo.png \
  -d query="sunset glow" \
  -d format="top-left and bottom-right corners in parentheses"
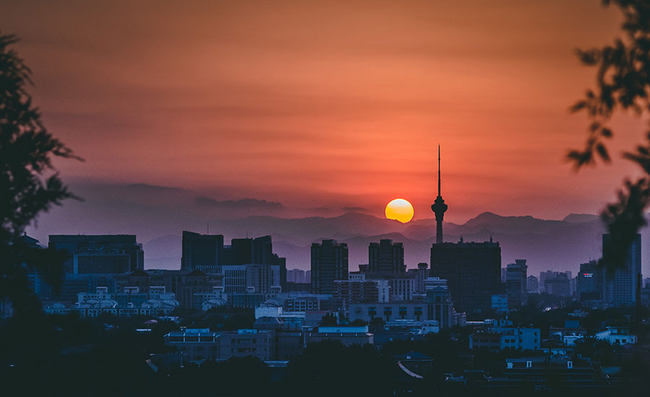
top-left (1, 0), bottom-right (643, 224)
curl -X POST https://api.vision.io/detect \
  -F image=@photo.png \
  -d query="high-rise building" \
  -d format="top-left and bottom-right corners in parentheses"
top-left (409, 262), bottom-right (429, 294)
top-left (427, 148), bottom-right (500, 314)
top-left (425, 277), bottom-right (455, 329)
top-left (526, 275), bottom-right (539, 294)
top-left (182, 233), bottom-right (286, 289)
top-left (539, 271), bottom-right (553, 291)
top-left (181, 231), bottom-right (224, 273)
top-left (540, 270), bottom-right (572, 295)
top-left (223, 236), bottom-right (274, 265)
top-left (311, 240), bottom-right (348, 294)
top-left (287, 269), bottom-right (308, 284)
top-left (577, 260), bottom-right (602, 302)
top-left (49, 235), bottom-right (144, 274)
top-left (505, 259), bottom-right (527, 308)
top-left (368, 239), bottom-right (405, 275)
top-left (430, 240), bottom-right (501, 314)
top-left (602, 233), bottom-right (642, 307)
top-left (543, 272), bottom-right (571, 297)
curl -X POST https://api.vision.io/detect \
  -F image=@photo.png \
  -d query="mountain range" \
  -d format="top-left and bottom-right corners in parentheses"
top-left (143, 211), bottom-right (613, 275)
top-left (25, 181), bottom-right (649, 276)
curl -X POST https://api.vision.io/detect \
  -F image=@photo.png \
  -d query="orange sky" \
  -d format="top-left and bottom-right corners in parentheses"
top-left (2, 0), bottom-right (646, 222)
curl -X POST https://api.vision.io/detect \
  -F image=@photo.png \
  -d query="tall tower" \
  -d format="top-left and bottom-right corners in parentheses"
top-left (431, 145), bottom-right (448, 244)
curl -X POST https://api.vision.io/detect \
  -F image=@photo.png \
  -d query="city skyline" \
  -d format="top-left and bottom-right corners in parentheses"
top-left (3, 1), bottom-right (650, 393)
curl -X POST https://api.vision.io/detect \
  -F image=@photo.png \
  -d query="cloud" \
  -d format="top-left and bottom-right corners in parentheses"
top-left (342, 206), bottom-right (369, 212)
top-left (126, 183), bottom-right (185, 193)
top-left (194, 196), bottom-right (284, 210)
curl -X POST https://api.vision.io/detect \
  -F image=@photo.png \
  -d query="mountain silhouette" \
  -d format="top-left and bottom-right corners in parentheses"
top-left (141, 211), bottom-right (613, 276)
top-left (26, 181), bottom-right (645, 276)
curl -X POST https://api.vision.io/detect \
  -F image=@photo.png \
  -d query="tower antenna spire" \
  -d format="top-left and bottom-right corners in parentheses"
top-left (438, 145), bottom-right (441, 197)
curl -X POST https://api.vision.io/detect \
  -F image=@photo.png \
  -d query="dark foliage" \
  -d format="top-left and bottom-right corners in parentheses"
top-left (569, 1), bottom-right (650, 272)
top-left (286, 340), bottom-right (394, 396)
top-left (0, 33), bottom-right (79, 317)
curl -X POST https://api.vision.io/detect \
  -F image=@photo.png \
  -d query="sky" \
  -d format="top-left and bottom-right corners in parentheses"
top-left (2, 0), bottom-right (646, 224)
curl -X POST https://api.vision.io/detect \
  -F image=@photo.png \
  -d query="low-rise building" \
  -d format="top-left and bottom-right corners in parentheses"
top-left (491, 294), bottom-right (508, 313)
top-left (74, 286), bottom-right (178, 318)
top-left (192, 286), bottom-right (228, 311)
top-left (304, 325), bottom-right (373, 346)
top-left (470, 325), bottom-right (541, 351)
top-left (349, 303), bottom-right (427, 323)
top-left (595, 326), bottom-right (637, 345)
top-left (163, 328), bottom-right (273, 363)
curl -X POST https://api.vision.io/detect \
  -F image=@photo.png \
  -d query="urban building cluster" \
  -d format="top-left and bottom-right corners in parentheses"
top-left (3, 151), bottom-right (646, 393)
top-left (8, 152), bottom-right (648, 334)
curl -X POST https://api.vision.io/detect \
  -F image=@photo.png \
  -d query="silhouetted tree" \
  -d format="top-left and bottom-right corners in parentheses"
top-left (287, 341), bottom-right (394, 396)
top-left (569, 1), bottom-right (650, 274)
top-left (0, 33), bottom-right (79, 318)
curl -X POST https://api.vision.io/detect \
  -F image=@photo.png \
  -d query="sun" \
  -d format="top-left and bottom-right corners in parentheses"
top-left (385, 198), bottom-right (414, 223)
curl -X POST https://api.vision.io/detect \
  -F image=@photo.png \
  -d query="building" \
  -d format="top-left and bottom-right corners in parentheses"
top-left (49, 235), bottom-right (144, 274)
top-left (192, 287), bottom-right (228, 311)
top-left (181, 233), bottom-right (287, 287)
top-left (641, 283), bottom-right (650, 307)
top-left (115, 270), bottom-right (177, 296)
top-left (74, 286), bottom-right (178, 318)
top-left (349, 303), bottom-right (427, 323)
top-left (279, 293), bottom-right (332, 312)
top-left (410, 263), bottom-right (429, 294)
top-left (388, 275), bottom-right (416, 302)
top-left (577, 260), bottom-right (603, 302)
top-left (368, 239), bottom-right (405, 275)
top-left (222, 264), bottom-right (282, 295)
top-left (505, 259), bottom-right (527, 308)
top-left (304, 326), bottom-right (373, 346)
top-left (424, 277), bottom-right (455, 329)
top-left (164, 328), bottom-right (273, 363)
top-left (491, 294), bottom-right (508, 313)
top-left (430, 239), bottom-right (501, 314)
top-left (602, 233), bottom-right (642, 307)
top-left (38, 273), bottom-right (121, 304)
top-left (222, 236), bottom-right (275, 266)
top-left (311, 240), bottom-right (348, 294)
top-left (542, 272), bottom-right (571, 297)
top-left (334, 275), bottom-right (381, 312)
top-left (230, 293), bottom-right (268, 309)
top-left (526, 275), bottom-right (539, 294)
top-left (470, 326), bottom-right (541, 351)
top-left (181, 231), bottom-right (223, 273)
top-left (287, 269), bottom-right (309, 284)
top-left (175, 270), bottom-right (222, 309)
top-left (595, 326), bottom-right (637, 345)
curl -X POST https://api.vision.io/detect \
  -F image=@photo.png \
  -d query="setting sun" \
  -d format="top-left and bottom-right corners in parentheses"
top-left (385, 198), bottom-right (414, 223)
